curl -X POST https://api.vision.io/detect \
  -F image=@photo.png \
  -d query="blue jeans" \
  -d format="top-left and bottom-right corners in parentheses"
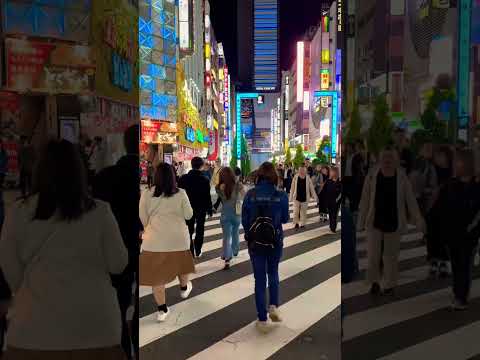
top-left (249, 246), bottom-right (283, 321)
top-left (221, 214), bottom-right (240, 260)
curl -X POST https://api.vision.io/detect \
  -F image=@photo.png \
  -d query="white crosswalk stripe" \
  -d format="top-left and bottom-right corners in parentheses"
top-left (342, 228), bottom-right (480, 359)
top-left (139, 201), bottom-right (341, 359)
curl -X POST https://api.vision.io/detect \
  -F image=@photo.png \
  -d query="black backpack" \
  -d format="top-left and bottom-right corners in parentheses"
top-left (246, 190), bottom-right (277, 250)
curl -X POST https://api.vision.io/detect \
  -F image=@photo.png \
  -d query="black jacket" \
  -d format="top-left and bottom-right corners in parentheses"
top-left (434, 178), bottom-right (480, 247)
top-left (92, 154), bottom-right (142, 281)
top-left (178, 170), bottom-right (213, 215)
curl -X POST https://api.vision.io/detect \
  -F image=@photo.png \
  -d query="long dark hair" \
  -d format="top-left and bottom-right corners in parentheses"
top-left (33, 139), bottom-right (95, 221)
top-left (256, 162), bottom-right (278, 185)
top-left (153, 162), bottom-right (179, 197)
top-left (219, 167), bottom-right (236, 200)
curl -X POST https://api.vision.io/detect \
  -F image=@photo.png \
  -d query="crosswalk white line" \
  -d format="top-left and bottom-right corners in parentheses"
top-left (342, 278), bottom-right (480, 341)
top-left (202, 215), bottom-right (326, 252)
top-left (204, 207), bottom-right (319, 236)
top-left (377, 321), bottom-right (480, 360)
top-left (187, 274), bottom-right (341, 360)
top-left (139, 224), bottom-right (337, 298)
top-left (139, 240), bottom-right (341, 347)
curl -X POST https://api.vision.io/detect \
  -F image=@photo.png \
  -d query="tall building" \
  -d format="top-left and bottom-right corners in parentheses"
top-left (237, 0), bottom-right (279, 92)
top-left (139, 0), bottom-right (179, 165)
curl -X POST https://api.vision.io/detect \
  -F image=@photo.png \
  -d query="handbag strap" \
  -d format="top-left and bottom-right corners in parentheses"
top-left (24, 226), bottom-right (61, 280)
top-left (145, 197), bottom-right (163, 229)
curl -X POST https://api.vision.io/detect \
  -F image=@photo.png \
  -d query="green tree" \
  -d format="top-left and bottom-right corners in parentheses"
top-left (272, 155), bottom-right (277, 167)
top-left (293, 144), bottom-right (306, 169)
top-left (316, 136), bottom-right (331, 164)
top-left (345, 104), bottom-right (362, 143)
top-left (367, 95), bottom-right (394, 156)
top-left (285, 145), bottom-right (293, 167)
top-left (230, 136), bottom-right (238, 169)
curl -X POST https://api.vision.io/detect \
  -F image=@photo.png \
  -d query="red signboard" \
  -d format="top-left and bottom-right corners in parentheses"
top-left (5, 38), bottom-right (94, 93)
top-left (141, 120), bottom-right (177, 143)
top-left (0, 91), bottom-right (20, 111)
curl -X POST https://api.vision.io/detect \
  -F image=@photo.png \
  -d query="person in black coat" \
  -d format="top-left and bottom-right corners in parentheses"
top-left (92, 125), bottom-right (141, 360)
top-left (434, 150), bottom-right (480, 310)
top-left (178, 157), bottom-right (213, 257)
top-left (323, 167), bottom-right (342, 233)
top-left (316, 166), bottom-right (330, 222)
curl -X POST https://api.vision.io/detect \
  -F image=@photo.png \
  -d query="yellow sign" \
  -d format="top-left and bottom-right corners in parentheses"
top-left (321, 49), bottom-right (330, 64)
top-left (92, 0), bottom-right (138, 105)
top-left (177, 64), bottom-right (208, 149)
top-left (205, 44), bottom-right (211, 58)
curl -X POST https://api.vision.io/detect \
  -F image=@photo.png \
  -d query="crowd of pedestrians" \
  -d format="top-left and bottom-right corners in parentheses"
top-left (342, 128), bottom-right (480, 311)
top-left (140, 155), bottom-right (339, 334)
top-left (0, 126), bottom-right (140, 359)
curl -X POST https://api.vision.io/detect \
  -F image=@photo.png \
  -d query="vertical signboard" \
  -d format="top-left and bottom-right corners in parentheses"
top-left (297, 42), bottom-right (304, 102)
top-left (457, 0), bottom-right (472, 131)
top-left (179, 0), bottom-right (193, 55)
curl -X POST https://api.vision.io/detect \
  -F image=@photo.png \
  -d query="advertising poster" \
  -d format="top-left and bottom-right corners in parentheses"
top-left (5, 39), bottom-right (95, 94)
top-left (92, 0), bottom-right (138, 105)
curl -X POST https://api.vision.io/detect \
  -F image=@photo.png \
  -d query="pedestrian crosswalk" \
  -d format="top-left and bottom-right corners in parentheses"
top-left (342, 229), bottom-right (480, 360)
top-left (139, 201), bottom-right (341, 360)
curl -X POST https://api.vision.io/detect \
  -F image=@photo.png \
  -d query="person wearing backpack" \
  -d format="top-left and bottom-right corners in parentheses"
top-left (242, 162), bottom-right (289, 334)
top-left (216, 167), bottom-right (245, 270)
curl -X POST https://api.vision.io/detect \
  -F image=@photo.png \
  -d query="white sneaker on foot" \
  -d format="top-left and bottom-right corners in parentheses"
top-left (180, 281), bottom-right (193, 299)
top-left (256, 320), bottom-right (272, 334)
top-left (268, 305), bottom-right (282, 322)
top-left (157, 308), bottom-right (170, 322)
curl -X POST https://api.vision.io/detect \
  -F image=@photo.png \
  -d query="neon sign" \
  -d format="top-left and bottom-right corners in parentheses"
top-left (314, 91), bottom-right (339, 159)
top-left (185, 127), bottom-right (195, 142)
top-left (321, 69), bottom-right (330, 90)
top-left (235, 93), bottom-right (258, 159)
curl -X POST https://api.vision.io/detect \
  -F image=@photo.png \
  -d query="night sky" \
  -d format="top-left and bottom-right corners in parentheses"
top-left (209, 0), bottom-right (329, 80)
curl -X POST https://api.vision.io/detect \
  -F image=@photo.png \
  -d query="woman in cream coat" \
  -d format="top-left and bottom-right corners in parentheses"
top-left (289, 166), bottom-right (318, 228)
top-left (139, 163), bottom-right (195, 322)
top-left (357, 147), bottom-right (425, 295)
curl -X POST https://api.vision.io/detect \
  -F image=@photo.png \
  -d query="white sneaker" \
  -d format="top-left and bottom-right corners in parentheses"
top-left (256, 320), bottom-right (272, 334)
top-left (157, 308), bottom-right (170, 322)
top-left (196, 251), bottom-right (203, 258)
top-left (180, 281), bottom-right (193, 299)
top-left (268, 305), bottom-right (282, 322)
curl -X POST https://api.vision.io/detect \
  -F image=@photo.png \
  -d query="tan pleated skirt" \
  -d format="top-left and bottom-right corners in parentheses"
top-left (139, 250), bottom-right (195, 286)
top-left (3, 346), bottom-right (126, 360)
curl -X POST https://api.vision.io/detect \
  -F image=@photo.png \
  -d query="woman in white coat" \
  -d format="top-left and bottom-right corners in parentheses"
top-left (139, 163), bottom-right (195, 322)
top-left (289, 166), bottom-right (318, 229)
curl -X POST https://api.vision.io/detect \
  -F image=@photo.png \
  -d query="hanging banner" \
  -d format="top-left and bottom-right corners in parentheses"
top-left (5, 38), bottom-right (94, 94)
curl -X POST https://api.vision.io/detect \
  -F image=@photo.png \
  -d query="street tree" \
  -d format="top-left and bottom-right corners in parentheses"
top-left (367, 95), bottom-right (394, 156)
top-left (293, 144), bottom-right (306, 169)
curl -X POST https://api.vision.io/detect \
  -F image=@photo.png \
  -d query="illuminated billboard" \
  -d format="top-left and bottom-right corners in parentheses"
top-left (254, 0), bottom-right (279, 91)
top-left (139, 0), bottom-right (177, 121)
top-left (297, 42), bottom-right (304, 102)
top-left (179, 0), bottom-right (193, 55)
